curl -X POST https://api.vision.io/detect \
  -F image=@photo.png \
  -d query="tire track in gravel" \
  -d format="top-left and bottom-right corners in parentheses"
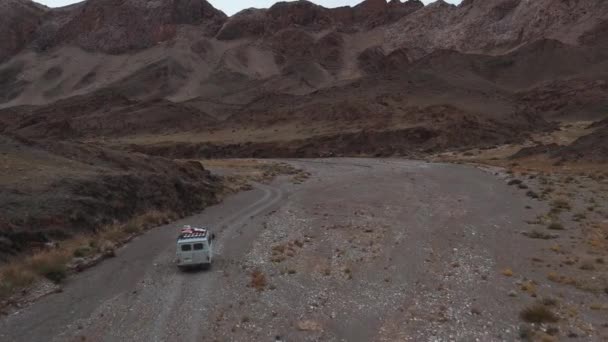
top-left (149, 183), bottom-right (285, 342)
top-left (1, 166), bottom-right (288, 342)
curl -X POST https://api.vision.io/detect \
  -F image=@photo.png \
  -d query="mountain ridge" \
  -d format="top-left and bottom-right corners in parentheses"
top-left (0, 0), bottom-right (607, 160)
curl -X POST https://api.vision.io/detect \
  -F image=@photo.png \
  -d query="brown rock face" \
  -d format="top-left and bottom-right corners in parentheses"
top-left (1, 0), bottom-right (607, 150)
top-left (35, 0), bottom-right (227, 54)
top-left (358, 47), bottom-right (411, 74)
top-left (348, 0), bottom-right (424, 27)
top-left (217, 1), bottom-right (335, 40)
top-left (0, 0), bottom-right (47, 62)
top-left (386, 0), bottom-right (608, 55)
top-left (217, 0), bottom-right (424, 40)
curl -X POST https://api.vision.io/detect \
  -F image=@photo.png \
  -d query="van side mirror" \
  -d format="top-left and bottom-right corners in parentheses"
top-left (211, 233), bottom-right (216, 240)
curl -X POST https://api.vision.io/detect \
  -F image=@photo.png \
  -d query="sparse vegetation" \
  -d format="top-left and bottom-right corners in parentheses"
top-left (520, 281), bottom-right (537, 296)
top-left (547, 222), bottom-right (564, 230)
top-left (249, 270), bottom-right (267, 291)
top-left (72, 246), bottom-right (94, 258)
top-left (508, 179), bottom-right (522, 186)
top-left (551, 199), bottom-right (571, 211)
top-left (522, 230), bottom-right (557, 240)
top-left (547, 272), bottom-right (577, 286)
top-left (572, 212), bottom-right (587, 222)
top-left (541, 297), bottom-right (558, 306)
top-left (579, 260), bottom-right (595, 271)
top-left (526, 191), bottom-right (539, 199)
top-left (27, 251), bottom-right (70, 283)
top-left (501, 268), bottom-right (514, 277)
top-left (0, 209), bottom-right (176, 301)
top-left (0, 265), bottom-right (36, 299)
top-left (520, 303), bottom-right (559, 323)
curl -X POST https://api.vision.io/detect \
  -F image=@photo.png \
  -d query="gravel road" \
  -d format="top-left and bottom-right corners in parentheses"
top-left (0, 158), bottom-right (565, 341)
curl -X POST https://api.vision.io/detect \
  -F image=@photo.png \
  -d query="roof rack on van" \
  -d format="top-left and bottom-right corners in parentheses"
top-left (178, 225), bottom-right (208, 240)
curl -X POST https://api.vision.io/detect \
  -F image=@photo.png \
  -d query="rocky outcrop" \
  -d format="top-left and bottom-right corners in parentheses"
top-left (386, 0), bottom-right (608, 55)
top-left (34, 0), bottom-right (227, 54)
top-left (216, 0), bottom-right (424, 40)
top-left (358, 46), bottom-right (411, 74)
top-left (0, 0), bottom-right (47, 62)
top-left (1, 0), bottom-right (607, 120)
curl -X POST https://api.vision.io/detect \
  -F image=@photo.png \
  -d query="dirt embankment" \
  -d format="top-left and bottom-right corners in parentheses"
top-left (510, 119), bottom-right (608, 163)
top-left (552, 126), bottom-right (608, 163)
top-left (126, 122), bottom-right (530, 160)
top-left (0, 134), bottom-right (221, 261)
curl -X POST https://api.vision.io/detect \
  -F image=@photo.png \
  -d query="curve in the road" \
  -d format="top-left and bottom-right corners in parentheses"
top-left (150, 182), bottom-right (285, 342)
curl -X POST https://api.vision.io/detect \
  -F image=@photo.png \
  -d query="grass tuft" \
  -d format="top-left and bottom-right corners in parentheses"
top-left (551, 199), bottom-right (571, 211)
top-left (26, 250), bottom-right (71, 283)
top-left (520, 304), bottom-right (559, 323)
top-left (547, 222), bottom-right (564, 230)
top-left (522, 230), bottom-right (557, 240)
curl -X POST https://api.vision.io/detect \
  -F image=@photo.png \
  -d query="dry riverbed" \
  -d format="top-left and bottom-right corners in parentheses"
top-left (0, 158), bottom-right (607, 341)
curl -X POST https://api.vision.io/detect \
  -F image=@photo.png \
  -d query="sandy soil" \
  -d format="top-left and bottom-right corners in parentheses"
top-left (1, 158), bottom-right (606, 341)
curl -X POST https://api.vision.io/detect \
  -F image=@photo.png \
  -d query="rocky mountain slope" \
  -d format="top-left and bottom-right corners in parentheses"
top-left (0, 0), bottom-right (47, 63)
top-left (0, 0), bottom-right (606, 159)
top-left (0, 133), bottom-right (220, 260)
top-left (0, 0), bottom-right (607, 261)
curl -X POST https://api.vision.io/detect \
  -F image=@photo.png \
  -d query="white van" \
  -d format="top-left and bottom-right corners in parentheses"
top-left (176, 226), bottom-right (214, 270)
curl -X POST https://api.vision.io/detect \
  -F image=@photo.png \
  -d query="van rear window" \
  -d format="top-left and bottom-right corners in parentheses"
top-left (193, 243), bottom-right (204, 250)
top-left (181, 244), bottom-right (192, 251)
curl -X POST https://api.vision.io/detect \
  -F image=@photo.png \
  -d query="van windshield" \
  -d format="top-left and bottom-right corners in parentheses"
top-left (193, 243), bottom-right (204, 250)
top-left (181, 244), bottom-right (192, 251)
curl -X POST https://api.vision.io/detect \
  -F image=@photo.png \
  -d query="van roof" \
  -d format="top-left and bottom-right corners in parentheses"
top-left (178, 225), bottom-right (210, 241)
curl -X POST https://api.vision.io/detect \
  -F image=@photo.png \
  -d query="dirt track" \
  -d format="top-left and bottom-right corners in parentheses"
top-left (0, 158), bottom-right (602, 341)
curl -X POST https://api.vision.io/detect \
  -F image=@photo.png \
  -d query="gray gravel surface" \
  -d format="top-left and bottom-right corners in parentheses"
top-left (2, 158), bottom-right (599, 341)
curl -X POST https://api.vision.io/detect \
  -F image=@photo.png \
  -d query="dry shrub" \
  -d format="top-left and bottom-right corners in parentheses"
top-left (520, 281), bottom-right (537, 295)
top-left (522, 230), bottom-right (557, 240)
top-left (0, 264), bottom-right (37, 298)
top-left (123, 220), bottom-right (142, 235)
top-left (122, 210), bottom-right (173, 235)
top-left (98, 210), bottom-right (174, 244)
top-left (0, 210), bottom-right (177, 300)
top-left (572, 212), bottom-right (587, 222)
top-left (547, 272), bottom-right (578, 286)
top-left (26, 249), bottom-right (71, 283)
top-left (541, 297), bottom-right (558, 306)
top-left (579, 260), bottom-right (595, 271)
top-left (547, 222), bottom-right (565, 230)
top-left (270, 255), bottom-right (286, 263)
top-left (508, 179), bottom-right (523, 186)
top-left (520, 304), bottom-right (559, 323)
top-left (100, 223), bottom-right (128, 244)
top-left (272, 244), bottom-right (286, 254)
top-left (551, 199), bottom-right (571, 211)
top-left (133, 210), bottom-right (173, 229)
top-left (526, 191), bottom-right (539, 199)
top-left (72, 245), bottom-right (94, 258)
top-left (249, 270), bottom-right (267, 291)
